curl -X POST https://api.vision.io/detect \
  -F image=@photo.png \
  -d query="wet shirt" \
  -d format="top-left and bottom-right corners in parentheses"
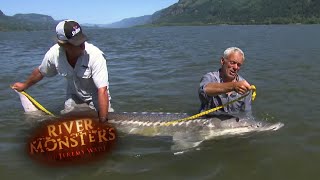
top-left (38, 42), bottom-right (111, 110)
top-left (198, 70), bottom-right (252, 115)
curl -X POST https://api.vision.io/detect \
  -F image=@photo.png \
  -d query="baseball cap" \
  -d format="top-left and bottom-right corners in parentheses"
top-left (56, 20), bottom-right (87, 46)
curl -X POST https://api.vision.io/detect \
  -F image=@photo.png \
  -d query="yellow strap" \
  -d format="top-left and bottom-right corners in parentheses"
top-left (14, 85), bottom-right (257, 122)
top-left (164, 85), bottom-right (256, 126)
top-left (20, 91), bottom-right (55, 116)
top-left (251, 85), bottom-right (256, 101)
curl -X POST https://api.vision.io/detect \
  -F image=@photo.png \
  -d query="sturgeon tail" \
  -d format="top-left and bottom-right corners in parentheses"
top-left (13, 89), bottom-right (55, 116)
top-left (14, 89), bottom-right (40, 113)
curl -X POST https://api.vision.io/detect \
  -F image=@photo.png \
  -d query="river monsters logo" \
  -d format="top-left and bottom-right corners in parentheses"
top-left (27, 117), bottom-right (117, 166)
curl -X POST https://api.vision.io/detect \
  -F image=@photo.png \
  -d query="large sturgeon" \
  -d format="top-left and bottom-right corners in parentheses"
top-left (14, 90), bottom-right (284, 150)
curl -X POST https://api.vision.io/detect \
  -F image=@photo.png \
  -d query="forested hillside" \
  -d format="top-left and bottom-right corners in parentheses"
top-left (150, 0), bottom-right (320, 25)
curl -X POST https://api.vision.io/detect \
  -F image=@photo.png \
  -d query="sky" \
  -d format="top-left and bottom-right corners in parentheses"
top-left (0, 0), bottom-right (178, 24)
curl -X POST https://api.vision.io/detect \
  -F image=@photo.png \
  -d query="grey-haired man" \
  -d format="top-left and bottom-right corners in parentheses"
top-left (199, 47), bottom-right (252, 116)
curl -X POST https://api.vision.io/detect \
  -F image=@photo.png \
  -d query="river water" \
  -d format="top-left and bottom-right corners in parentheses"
top-left (0, 25), bottom-right (319, 179)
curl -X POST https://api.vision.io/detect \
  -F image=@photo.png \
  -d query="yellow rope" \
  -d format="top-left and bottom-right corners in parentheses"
top-left (20, 91), bottom-right (55, 116)
top-left (164, 85), bottom-right (256, 126)
top-left (14, 85), bottom-right (257, 123)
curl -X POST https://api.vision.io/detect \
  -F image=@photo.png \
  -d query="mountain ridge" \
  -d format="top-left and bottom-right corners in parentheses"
top-left (0, 12), bottom-right (58, 31)
top-left (149, 0), bottom-right (320, 25)
top-left (101, 0), bottom-right (320, 27)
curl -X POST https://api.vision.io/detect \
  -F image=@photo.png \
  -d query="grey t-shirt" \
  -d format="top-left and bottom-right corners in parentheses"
top-left (198, 70), bottom-right (252, 116)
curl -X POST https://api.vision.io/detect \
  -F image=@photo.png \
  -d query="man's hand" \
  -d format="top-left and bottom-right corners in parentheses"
top-left (234, 80), bottom-right (251, 94)
top-left (11, 82), bottom-right (28, 91)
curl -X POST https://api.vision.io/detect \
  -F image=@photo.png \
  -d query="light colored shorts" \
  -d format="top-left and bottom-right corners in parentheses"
top-left (60, 96), bottom-right (114, 115)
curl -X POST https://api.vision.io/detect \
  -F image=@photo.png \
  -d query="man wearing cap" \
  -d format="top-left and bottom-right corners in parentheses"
top-left (12, 20), bottom-right (112, 122)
